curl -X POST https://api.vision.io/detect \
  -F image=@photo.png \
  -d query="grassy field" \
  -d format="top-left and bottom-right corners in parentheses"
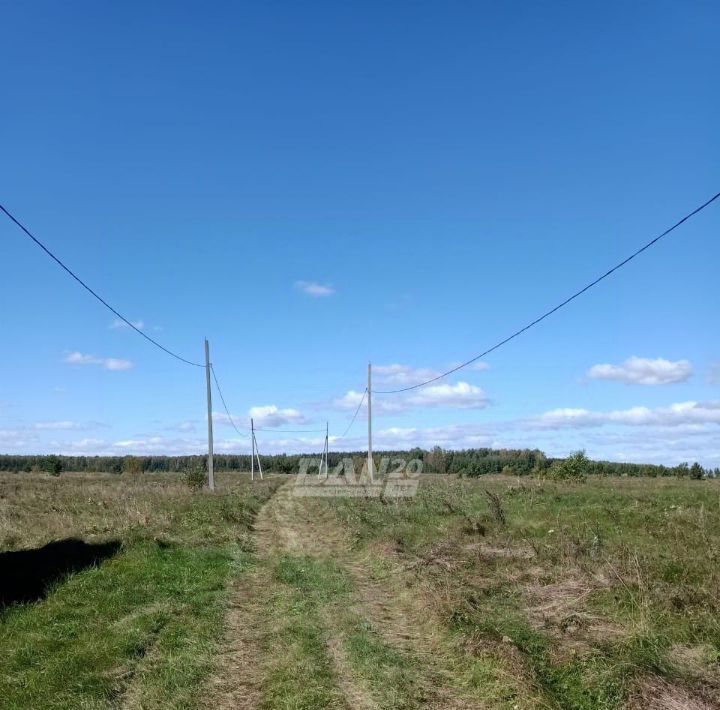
top-left (326, 474), bottom-right (720, 708)
top-left (0, 472), bottom-right (281, 710)
top-left (1, 471), bottom-right (719, 709)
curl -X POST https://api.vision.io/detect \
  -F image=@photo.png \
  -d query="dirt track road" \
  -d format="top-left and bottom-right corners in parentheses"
top-left (203, 480), bottom-right (483, 710)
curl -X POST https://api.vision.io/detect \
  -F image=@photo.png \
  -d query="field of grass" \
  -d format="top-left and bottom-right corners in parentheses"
top-left (0, 472), bottom-right (281, 710)
top-left (327, 474), bottom-right (720, 708)
top-left (1, 471), bottom-right (719, 709)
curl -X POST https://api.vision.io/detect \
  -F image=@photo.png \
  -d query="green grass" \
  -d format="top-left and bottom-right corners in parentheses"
top-left (262, 555), bottom-right (350, 709)
top-left (0, 473), bottom-right (281, 709)
top-left (326, 474), bottom-right (720, 708)
top-left (4, 472), bottom-right (719, 708)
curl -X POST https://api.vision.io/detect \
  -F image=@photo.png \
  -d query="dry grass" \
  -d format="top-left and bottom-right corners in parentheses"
top-left (327, 474), bottom-right (720, 709)
top-left (0, 471), bottom-right (281, 710)
top-left (0, 472), bottom-right (268, 549)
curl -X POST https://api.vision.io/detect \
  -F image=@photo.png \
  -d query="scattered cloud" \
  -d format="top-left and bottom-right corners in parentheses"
top-left (248, 405), bottom-right (308, 428)
top-left (9, 393), bottom-right (719, 466)
top-left (212, 406), bottom-right (309, 430)
top-left (294, 280), bottom-right (335, 297)
top-left (33, 421), bottom-right (83, 431)
top-left (64, 351), bottom-right (133, 371)
top-left (406, 382), bottom-right (489, 409)
top-left (176, 421), bottom-right (196, 432)
top-left (374, 364), bottom-right (441, 387)
top-left (334, 389), bottom-right (404, 415)
top-left (335, 380), bottom-right (488, 414)
top-left (587, 356), bottom-right (691, 385)
top-left (63, 438), bottom-right (108, 452)
top-left (110, 318), bottom-right (144, 330)
top-left (374, 362), bottom-right (489, 389)
top-left (531, 400), bottom-right (720, 429)
top-left (211, 411), bottom-right (245, 428)
top-left (0, 429), bottom-right (36, 447)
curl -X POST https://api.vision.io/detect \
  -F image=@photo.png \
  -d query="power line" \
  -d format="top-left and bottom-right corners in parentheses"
top-left (376, 190), bottom-right (720, 394)
top-left (336, 388), bottom-right (367, 439)
top-left (209, 364), bottom-right (248, 437)
top-left (0, 202), bottom-right (203, 367)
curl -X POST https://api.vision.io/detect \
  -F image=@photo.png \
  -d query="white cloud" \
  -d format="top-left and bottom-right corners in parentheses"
top-left (248, 405), bottom-right (308, 428)
top-left (374, 364), bottom-right (441, 387)
top-left (295, 280), bottom-right (335, 297)
top-left (212, 406), bottom-right (309, 430)
top-left (334, 389), bottom-right (404, 415)
top-left (406, 381), bottom-right (489, 410)
top-left (34, 421), bottom-right (83, 431)
top-left (64, 438), bottom-right (108, 452)
top-left (532, 400), bottom-right (720, 429)
top-left (334, 381), bottom-right (488, 414)
top-left (374, 362), bottom-right (489, 389)
top-left (0, 429), bottom-right (36, 447)
top-left (110, 318), bottom-right (144, 330)
top-left (212, 411), bottom-right (245, 428)
top-left (64, 352), bottom-right (133, 371)
top-left (587, 356), bottom-right (691, 385)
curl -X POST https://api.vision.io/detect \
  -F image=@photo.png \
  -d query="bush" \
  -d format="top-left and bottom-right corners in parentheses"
top-left (185, 463), bottom-right (208, 490)
top-left (121, 456), bottom-right (142, 481)
top-left (547, 450), bottom-right (588, 482)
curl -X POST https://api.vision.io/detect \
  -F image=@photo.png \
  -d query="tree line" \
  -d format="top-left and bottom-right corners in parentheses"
top-left (0, 448), bottom-right (715, 479)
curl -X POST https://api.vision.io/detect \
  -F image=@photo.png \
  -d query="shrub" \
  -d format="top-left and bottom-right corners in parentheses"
top-left (185, 463), bottom-right (207, 490)
top-left (121, 456), bottom-right (142, 481)
top-left (484, 489), bottom-right (506, 525)
top-left (548, 450), bottom-right (588, 482)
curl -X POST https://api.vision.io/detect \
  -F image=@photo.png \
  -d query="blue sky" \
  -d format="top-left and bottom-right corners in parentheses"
top-left (1, 1), bottom-right (718, 466)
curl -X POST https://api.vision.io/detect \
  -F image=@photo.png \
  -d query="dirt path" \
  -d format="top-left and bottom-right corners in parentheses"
top-left (204, 480), bottom-right (485, 710)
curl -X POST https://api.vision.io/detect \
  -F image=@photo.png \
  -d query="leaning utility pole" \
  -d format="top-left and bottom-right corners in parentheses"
top-left (204, 338), bottom-right (215, 492)
top-left (367, 362), bottom-right (373, 482)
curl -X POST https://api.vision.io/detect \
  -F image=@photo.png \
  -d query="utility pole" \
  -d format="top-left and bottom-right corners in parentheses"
top-left (367, 362), bottom-right (373, 482)
top-left (205, 338), bottom-right (215, 492)
top-left (250, 417), bottom-right (255, 482)
top-left (319, 421), bottom-right (329, 477)
top-left (255, 429), bottom-right (263, 480)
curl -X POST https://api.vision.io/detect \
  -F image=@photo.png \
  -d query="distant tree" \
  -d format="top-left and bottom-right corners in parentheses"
top-left (689, 462), bottom-right (705, 480)
top-left (45, 455), bottom-right (62, 476)
top-left (674, 462), bottom-right (690, 478)
top-left (426, 446), bottom-right (446, 473)
top-left (122, 456), bottom-right (142, 480)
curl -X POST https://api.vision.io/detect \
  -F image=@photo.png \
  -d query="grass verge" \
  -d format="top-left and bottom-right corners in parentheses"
top-left (0, 472), bottom-right (280, 710)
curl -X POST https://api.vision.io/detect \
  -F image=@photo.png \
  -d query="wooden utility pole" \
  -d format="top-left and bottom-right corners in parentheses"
top-left (325, 421), bottom-right (329, 477)
top-left (255, 430), bottom-right (263, 480)
top-left (250, 417), bottom-right (255, 482)
top-left (367, 362), bottom-right (373, 482)
top-left (319, 421), bottom-right (329, 477)
top-left (249, 418), bottom-right (263, 481)
top-left (204, 338), bottom-right (215, 492)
